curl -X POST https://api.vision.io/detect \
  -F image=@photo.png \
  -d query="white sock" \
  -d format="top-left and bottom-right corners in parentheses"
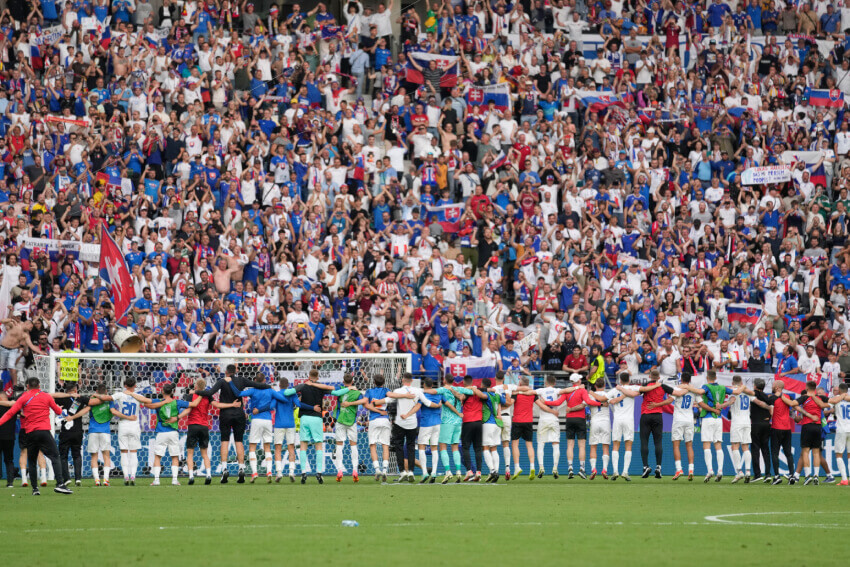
top-left (675, 459), bottom-right (682, 472)
top-left (743, 451), bottom-right (752, 475)
top-left (264, 457), bottom-right (272, 474)
top-left (730, 450), bottom-right (741, 474)
top-left (249, 452), bottom-right (258, 474)
top-left (46, 460), bottom-right (54, 481)
top-left (503, 447), bottom-right (510, 471)
top-left (275, 460), bottom-right (283, 475)
top-left (188, 466), bottom-right (195, 479)
top-left (688, 461), bottom-right (694, 473)
top-left (372, 460), bottom-right (380, 473)
top-left (289, 460), bottom-right (296, 475)
top-left (21, 469), bottom-right (27, 485)
top-left (536, 444), bottom-right (545, 473)
top-left (837, 457), bottom-right (848, 481)
top-left (335, 445), bottom-right (345, 473)
top-left (130, 453), bottom-right (138, 478)
top-left (482, 449), bottom-right (493, 472)
top-left (805, 465), bottom-right (812, 477)
top-left (430, 449), bottom-right (438, 477)
top-left (239, 463), bottom-right (245, 472)
top-left (552, 445), bottom-right (560, 473)
top-left (120, 454), bottom-right (128, 479)
top-left (153, 466), bottom-right (161, 480)
top-left (716, 449), bottom-right (724, 475)
top-left (103, 466), bottom-right (111, 481)
top-left (602, 454), bottom-right (609, 473)
top-left (172, 466), bottom-right (178, 480)
top-left (704, 449), bottom-right (713, 474)
top-left (592, 456), bottom-right (598, 471)
top-left (418, 449), bottom-right (428, 475)
top-left (92, 466), bottom-right (100, 482)
top-left (351, 446), bottom-right (359, 474)
top-left (382, 459), bottom-right (389, 474)
top-left (491, 450), bottom-right (500, 473)
top-left (623, 451), bottom-right (632, 475)
top-left (612, 451), bottom-right (619, 475)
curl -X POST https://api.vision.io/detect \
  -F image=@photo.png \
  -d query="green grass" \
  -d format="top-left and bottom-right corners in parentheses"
top-left (3, 475), bottom-right (847, 566)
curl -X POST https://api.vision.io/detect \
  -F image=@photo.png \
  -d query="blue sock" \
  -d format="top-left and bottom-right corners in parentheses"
top-left (299, 450), bottom-right (307, 472)
top-left (440, 449), bottom-right (450, 471)
top-left (316, 450), bottom-right (324, 474)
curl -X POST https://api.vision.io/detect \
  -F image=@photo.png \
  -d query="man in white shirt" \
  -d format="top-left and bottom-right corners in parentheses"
top-left (389, 373), bottom-right (440, 482)
top-left (607, 372), bottom-right (640, 481)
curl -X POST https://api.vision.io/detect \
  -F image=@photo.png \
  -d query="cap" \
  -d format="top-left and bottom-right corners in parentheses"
top-left (569, 373), bottom-right (582, 383)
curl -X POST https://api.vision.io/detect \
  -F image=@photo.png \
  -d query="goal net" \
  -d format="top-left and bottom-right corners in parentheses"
top-left (37, 353), bottom-right (411, 479)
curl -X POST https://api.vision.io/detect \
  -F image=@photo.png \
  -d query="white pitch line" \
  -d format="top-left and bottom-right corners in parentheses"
top-left (704, 511), bottom-right (850, 529)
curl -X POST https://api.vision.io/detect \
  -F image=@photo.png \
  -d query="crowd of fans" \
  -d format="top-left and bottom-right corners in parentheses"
top-left (1, 0), bottom-right (850, 388)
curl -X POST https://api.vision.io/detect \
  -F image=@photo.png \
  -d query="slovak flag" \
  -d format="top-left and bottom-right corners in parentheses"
top-left (443, 355), bottom-right (496, 386)
top-left (425, 203), bottom-right (465, 233)
top-left (99, 224), bottom-right (136, 325)
top-left (805, 88), bottom-right (845, 108)
top-left (487, 150), bottom-right (508, 173)
top-left (96, 172), bottom-right (122, 197)
top-left (465, 83), bottom-right (511, 112)
top-left (574, 90), bottom-right (626, 113)
top-left (726, 303), bottom-right (762, 326)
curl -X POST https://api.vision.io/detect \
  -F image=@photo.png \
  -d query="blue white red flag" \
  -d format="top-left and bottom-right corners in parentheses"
top-left (443, 355), bottom-right (496, 386)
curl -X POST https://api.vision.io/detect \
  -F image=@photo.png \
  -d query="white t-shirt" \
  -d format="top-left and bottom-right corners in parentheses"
top-left (392, 385), bottom-right (432, 429)
top-left (835, 399), bottom-right (850, 432)
top-left (607, 385), bottom-right (639, 421)
top-left (672, 390), bottom-right (697, 424)
top-left (729, 394), bottom-right (751, 426)
top-left (536, 386), bottom-right (562, 424)
top-left (112, 391), bottom-right (142, 433)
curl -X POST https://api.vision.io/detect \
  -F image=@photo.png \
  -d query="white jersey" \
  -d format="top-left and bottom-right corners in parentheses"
top-left (835, 400), bottom-right (850, 432)
top-left (536, 386), bottom-right (562, 424)
top-left (393, 385), bottom-right (428, 429)
top-left (589, 392), bottom-right (611, 424)
top-left (672, 391), bottom-right (697, 424)
top-left (112, 391), bottom-right (142, 433)
top-left (729, 394), bottom-right (752, 426)
top-left (606, 386), bottom-right (638, 422)
top-left (493, 384), bottom-right (517, 417)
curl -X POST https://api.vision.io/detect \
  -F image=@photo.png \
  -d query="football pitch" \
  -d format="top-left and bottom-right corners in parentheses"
top-left (4, 477), bottom-right (846, 566)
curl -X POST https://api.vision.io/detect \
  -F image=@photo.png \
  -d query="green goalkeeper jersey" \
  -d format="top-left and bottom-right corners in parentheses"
top-left (157, 400), bottom-right (179, 431)
top-left (90, 400), bottom-right (112, 424)
top-left (437, 386), bottom-right (472, 425)
top-left (700, 383), bottom-right (731, 419)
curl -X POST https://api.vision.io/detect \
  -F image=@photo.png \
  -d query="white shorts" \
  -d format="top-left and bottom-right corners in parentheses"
top-left (730, 424), bottom-right (751, 444)
top-left (153, 431), bottom-right (180, 457)
top-left (274, 427), bottom-right (297, 446)
top-left (589, 421), bottom-right (611, 445)
top-left (483, 423), bottom-right (501, 447)
top-left (117, 429), bottom-right (141, 451)
top-left (249, 419), bottom-right (274, 445)
top-left (836, 431), bottom-right (850, 453)
top-left (671, 420), bottom-right (694, 443)
top-left (334, 423), bottom-right (358, 443)
top-left (701, 418), bottom-right (723, 443)
top-left (612, 419), bottom-right (634, 443)
top-left (417, 425), bottom-right (440, 446)
top-left (537, 420), bottom-right (560, 444)
top-left (87, 432), bottom-right (111, 454)
top-left (368, 420), bottom-right (391, 445)
top-left (500, 416), bottom-right (512, 443)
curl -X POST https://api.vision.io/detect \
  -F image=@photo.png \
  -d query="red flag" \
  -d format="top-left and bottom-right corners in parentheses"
top-left (98, 224), bottom-right (136, 325)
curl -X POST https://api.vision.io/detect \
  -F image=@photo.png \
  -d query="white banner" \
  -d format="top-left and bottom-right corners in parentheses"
top-left (741, 165), bottom-right (791, 186)
top-left (80, 17), bottom-right (98, 31)
top-left (517, 331), bottom-right (539, 355)
top-left (18, 236), bottom-right (100, 262)
top-left (279, 370), bottom-right (345, 384)
top-left (34, 25), bottom-right (64, 46)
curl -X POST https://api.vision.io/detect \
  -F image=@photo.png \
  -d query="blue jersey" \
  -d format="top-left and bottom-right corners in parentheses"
top-left (270, 388), bottom-right (308, 428)
top-left (230, 383), bottom-right (274, 421)
top-left (364, 387), bottom-right (389, 421)
top-left (419, 392), bottom-right (442, 427)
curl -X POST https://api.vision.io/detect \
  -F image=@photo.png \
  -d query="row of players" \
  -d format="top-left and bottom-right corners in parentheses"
top-left (4, 368), bottom-right (850, 491)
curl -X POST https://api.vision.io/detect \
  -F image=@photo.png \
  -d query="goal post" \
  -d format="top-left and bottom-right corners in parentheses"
top-left (38, 352), bottom-right (412, 479)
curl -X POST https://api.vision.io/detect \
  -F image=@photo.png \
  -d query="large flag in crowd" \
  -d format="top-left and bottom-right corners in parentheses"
top-left (405, 53), bottom-right (460, 87)
top-left (99, 224), bottom-right (136, 326)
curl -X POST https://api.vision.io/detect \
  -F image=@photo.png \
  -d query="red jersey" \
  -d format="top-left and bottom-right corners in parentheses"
top-left (0, 389), bottom-right (62, 433)
top-left (562, 388), bottom-right (601, 418)
top-left (798, 394), bottom-right (826, 426)
top-left (187, 393), bottom-right (212, 427)
top-left (771, 395), bottom-right (794, 430)
top-left (564, 354), bottom-right (588, 371)
top-left (512, 393), bottom-right (537, 423)
top-left (641, 383), bottom-right (665, 414)
top-left (462, 393), bottom-right (483, 423)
